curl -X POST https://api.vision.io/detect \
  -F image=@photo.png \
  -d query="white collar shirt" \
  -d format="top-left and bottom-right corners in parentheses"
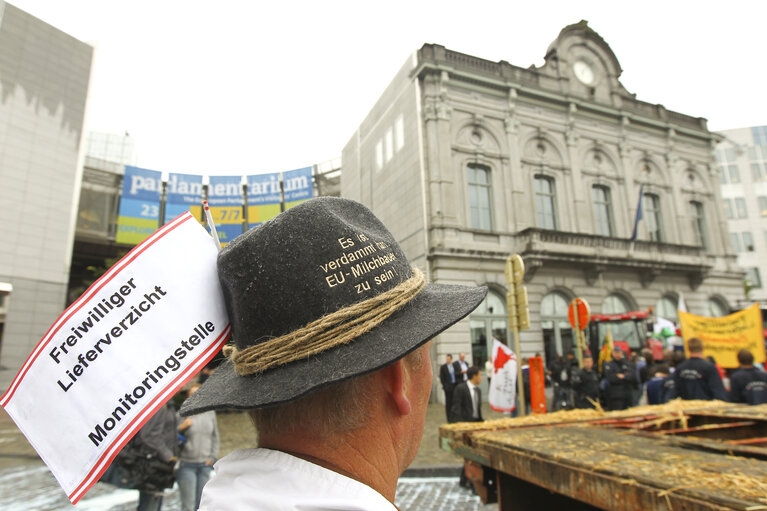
top-left (199, 448), bottom-right (397, 511)
top-left (466, 380), bottom-right (480, 419)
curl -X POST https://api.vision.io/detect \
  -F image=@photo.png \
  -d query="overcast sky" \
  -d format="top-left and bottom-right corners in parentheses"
top-left (9, 0), bottom-right (767, 175)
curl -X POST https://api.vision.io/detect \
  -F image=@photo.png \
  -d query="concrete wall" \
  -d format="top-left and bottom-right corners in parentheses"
top-left (0, 2), bottom-right (93, 389)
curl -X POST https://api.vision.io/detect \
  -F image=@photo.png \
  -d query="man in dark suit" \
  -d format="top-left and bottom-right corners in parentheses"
top-left (451, 366), bottom-right (483, 423)
top-left (451, 366), bottom-right (483, 489)
top-left (453, 352), bottom-right (469, 383)
top-left (439, 354), bottom-right (457, 422)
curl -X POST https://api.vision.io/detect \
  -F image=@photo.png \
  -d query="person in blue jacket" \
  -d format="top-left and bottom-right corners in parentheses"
top-left (729, 349), bottom-right (767, 404)
top-left (668, 338), bottom-right (727, 401)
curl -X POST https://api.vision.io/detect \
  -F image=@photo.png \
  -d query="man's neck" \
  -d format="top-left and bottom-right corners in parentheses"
top-left (259, 406), bottom-right (411, 504)
top-left (261, 431), bottom-right (400, 502)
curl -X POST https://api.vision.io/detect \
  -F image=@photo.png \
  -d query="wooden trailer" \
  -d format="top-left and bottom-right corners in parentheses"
top-left (439, 401), bottom-right (767, 510)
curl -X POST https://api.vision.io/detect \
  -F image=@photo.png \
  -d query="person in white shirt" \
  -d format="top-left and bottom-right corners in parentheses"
top-left (180, 198), bottom-right (486, 510)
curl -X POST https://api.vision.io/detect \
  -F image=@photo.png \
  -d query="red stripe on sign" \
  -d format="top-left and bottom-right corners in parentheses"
top-left (0, 212), bottom-right (193, 407)
top-left (68, 324), bottom-right (231, 504)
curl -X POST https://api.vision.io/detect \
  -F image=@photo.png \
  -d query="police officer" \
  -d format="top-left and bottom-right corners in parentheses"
top-left (729, 349), bottom-right (767, 404)
top-left (571, 353), bottom-right (600, 409)
top-left (602, 347), bottom-right (637, 411)
top-left (668, 337), bottom-right (727, 401)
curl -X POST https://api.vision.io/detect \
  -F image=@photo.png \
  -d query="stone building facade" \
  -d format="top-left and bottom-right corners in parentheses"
top-left (341, 21), bottom-right (743, 399)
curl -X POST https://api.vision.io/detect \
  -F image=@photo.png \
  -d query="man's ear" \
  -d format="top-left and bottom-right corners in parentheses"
top-left (383, 359), bottom-right (411, 416)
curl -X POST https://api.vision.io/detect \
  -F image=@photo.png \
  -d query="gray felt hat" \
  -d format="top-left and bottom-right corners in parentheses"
top-left (180, 197), bottom-right (487, 415)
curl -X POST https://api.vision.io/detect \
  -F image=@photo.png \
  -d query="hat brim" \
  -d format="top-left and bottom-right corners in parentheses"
top-left (180, 282), bottom-right (486, 415)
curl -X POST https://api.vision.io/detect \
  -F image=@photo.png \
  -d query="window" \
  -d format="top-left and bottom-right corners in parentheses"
top-left (746, 267), bottom-right (762, 288)
top-left (644, 193), bottom-right (663, 241)
top-left (759, 196), bottom-right (767, 216)
top-left (719, 148), bottom-right (741, 184)
top-left (707, 298), bottom-right (727, 317)
top-left (656, 295), bottom-right (679, 323)
top-left (751, 163), bottom-right (765, 182)
top-left (384, 128), bottom-right (394, 162)
top-left (723, 199), bottom-right (734, 220)
top-left (375, 141), bottom-right (383, 170)
top-left (730, 233), bottom-right (741, 253)
top-left (726, 165), bottom-right (741, 184)
top-left (534, 175), bottom-right (557, 229)
top-left (394, 115), bottom-right (404, 151)
top-left (470, 290), bottom-right (509, 370)
top-left (735, 198), bottom-right (748, 218)
top-left (743, 231), bottom-right (754, 251)
top-left (467, 164), bottom-right (493, 230)
top-left (752, 126), bottom-right (767, 146)
top-left (690, 201), bottom-right (707, 248)
top-left (541, 291), bottom-right (575, 362)
top-left (603, 294), bottom-right (630, 314)
top-left (592, 185), bottom-right (614, 236)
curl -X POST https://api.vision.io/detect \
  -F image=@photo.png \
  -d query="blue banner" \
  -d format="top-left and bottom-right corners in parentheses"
top-left (116, 166), bottom-right (162, 245)
top-left (163, 174), bottom-right (202, 223)
top-left (246, 172), bottom-right (282, 229)
top-left (164, 173), bottom-right (203, 224)
top-left (283, 167), bottom-right (313, 209)
top-left (208, 176), bottom-right (244, 245)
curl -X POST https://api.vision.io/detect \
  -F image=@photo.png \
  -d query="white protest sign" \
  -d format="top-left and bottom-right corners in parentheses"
top-left (0, 211), bottom-right (230, 504)
top-left (488, 338), bottom-right (517, 412)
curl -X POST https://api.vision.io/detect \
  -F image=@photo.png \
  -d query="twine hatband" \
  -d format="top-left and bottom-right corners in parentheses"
top-left (224, 268), bottom-right (426, 375)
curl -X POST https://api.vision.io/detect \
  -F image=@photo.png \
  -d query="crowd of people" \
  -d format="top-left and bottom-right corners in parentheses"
top-left (547, 338), bottom-right (767, 411)
top-left (100, 384), bottom-right (220, 511)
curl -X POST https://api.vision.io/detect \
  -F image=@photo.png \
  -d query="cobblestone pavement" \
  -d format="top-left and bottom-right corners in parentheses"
top-left (0, 403), bottom-right (505, 510)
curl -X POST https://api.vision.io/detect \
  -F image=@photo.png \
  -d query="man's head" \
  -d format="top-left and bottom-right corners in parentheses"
top-left (467, 366), bottom-right (482, 385)
top-left (181, 198), bottom-right (486, 416)
top-left (612, 347), bottom-right (624, 360)
top-left (179, 198), bottom-right (486, 494)
top-left (687, 337), bottom-right (704, 355)
top-left (737, 349), bottom-right (754, 367)
top-left (445, 354), bottom-right (453, 364)
top-left (653, 364), bottom-right (670, 377)
top-left (459, 352), bottom-right (466, 362)
top-left (583, 354), bottom-right (594, 370)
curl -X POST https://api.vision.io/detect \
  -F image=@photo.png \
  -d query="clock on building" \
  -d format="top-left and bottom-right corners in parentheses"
top-left (573, 60), bottom-right (595, 85)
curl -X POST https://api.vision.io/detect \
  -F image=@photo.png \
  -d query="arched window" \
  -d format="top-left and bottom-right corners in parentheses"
top-left (592, 185), bottom-right (614, 236)
top-left (469, 290), bottom-right (508, 374)
top-left (603, 294), bottom-right (630, 314)
top-left (644, 193), bottom-right (663, 241)
top-left (707, 297), bottom-right (728, 317)
top-left (690, 201), bottom-right (707, 248)
top-left (467, 164), bottom-right (493, 230)
top-left (534, 175), bottom-right (557, 229)
top-left (541, 291), bottom-right (574, 365)
top-left (656, 295), bottom-right (678, 324)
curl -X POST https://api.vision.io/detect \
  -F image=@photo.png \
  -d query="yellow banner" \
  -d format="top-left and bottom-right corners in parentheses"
top-left (678, 304), bottom-right (766, 368)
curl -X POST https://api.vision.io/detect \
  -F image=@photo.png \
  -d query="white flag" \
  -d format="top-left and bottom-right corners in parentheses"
top-left (0, 212), bottom-right (230, 504)
top-left (488, 338), bottom-right (517, 412)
